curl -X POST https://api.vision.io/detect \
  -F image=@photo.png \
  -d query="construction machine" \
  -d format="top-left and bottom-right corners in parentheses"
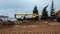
top-left (14, 14), bottom-right (41, 21)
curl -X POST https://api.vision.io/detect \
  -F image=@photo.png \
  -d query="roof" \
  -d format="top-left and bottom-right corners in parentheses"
top-left (0, 16), bottom-right (9, 18)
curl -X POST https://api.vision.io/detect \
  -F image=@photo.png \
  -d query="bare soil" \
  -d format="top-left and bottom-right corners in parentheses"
top-left (0, 21), bottom-right (60, 34)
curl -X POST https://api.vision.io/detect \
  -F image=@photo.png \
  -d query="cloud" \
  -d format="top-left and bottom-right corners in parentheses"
top-left (0, 0), bottom-right (60, 17)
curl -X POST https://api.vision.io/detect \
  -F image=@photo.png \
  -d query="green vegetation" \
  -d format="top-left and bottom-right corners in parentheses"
top-left (41, 5), bottom-right (48, 20)
top-left (33, 6), bottom-right (39, 21)
top-left (50, 0), bottom-right (55, 17)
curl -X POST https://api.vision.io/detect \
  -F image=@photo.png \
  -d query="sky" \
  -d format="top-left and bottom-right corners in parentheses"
top-left (0, 0), bottom-right (60, 17)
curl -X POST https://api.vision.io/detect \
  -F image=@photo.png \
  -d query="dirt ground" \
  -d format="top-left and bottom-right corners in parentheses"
top-left (0, 21), bottom-right (60, 34)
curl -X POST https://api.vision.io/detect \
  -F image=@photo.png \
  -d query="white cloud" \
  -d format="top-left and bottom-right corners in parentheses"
top-left (0, 0), bottom-right (60, 17)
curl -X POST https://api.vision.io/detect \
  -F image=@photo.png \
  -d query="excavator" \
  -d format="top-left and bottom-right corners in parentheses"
top-left (56, 10), bottom-right (60, 16)
top-left (14, 14), bottom-right (41, 21)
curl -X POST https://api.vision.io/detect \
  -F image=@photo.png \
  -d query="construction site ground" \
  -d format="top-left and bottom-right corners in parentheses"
top-left (0, 20), bottom-right (60, 34)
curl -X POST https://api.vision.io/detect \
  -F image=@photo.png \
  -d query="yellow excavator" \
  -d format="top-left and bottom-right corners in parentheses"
top-left (14, 14), bottom-right (41, 20)
top-left (56, 10), bottom-right (60, 16)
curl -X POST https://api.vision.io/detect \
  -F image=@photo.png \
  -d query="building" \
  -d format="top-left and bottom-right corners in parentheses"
top-left (0, 16), bottom-right (9, 21)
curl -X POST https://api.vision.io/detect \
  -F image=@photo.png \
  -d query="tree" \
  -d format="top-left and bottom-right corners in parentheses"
top-left (33, 6), bottom-right (39, 21)
top-left (41, 5), bottom-right (48, 20)
top-left (33, 6), bottom-right (39, 14)
top-left (50, 0), bottom-right (55, 17)
top-left (50, 0), bottom-right (56, 21)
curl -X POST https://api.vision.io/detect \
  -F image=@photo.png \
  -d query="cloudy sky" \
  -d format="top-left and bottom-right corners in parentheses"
top-left (0, 0), bottom-right (60, 17)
